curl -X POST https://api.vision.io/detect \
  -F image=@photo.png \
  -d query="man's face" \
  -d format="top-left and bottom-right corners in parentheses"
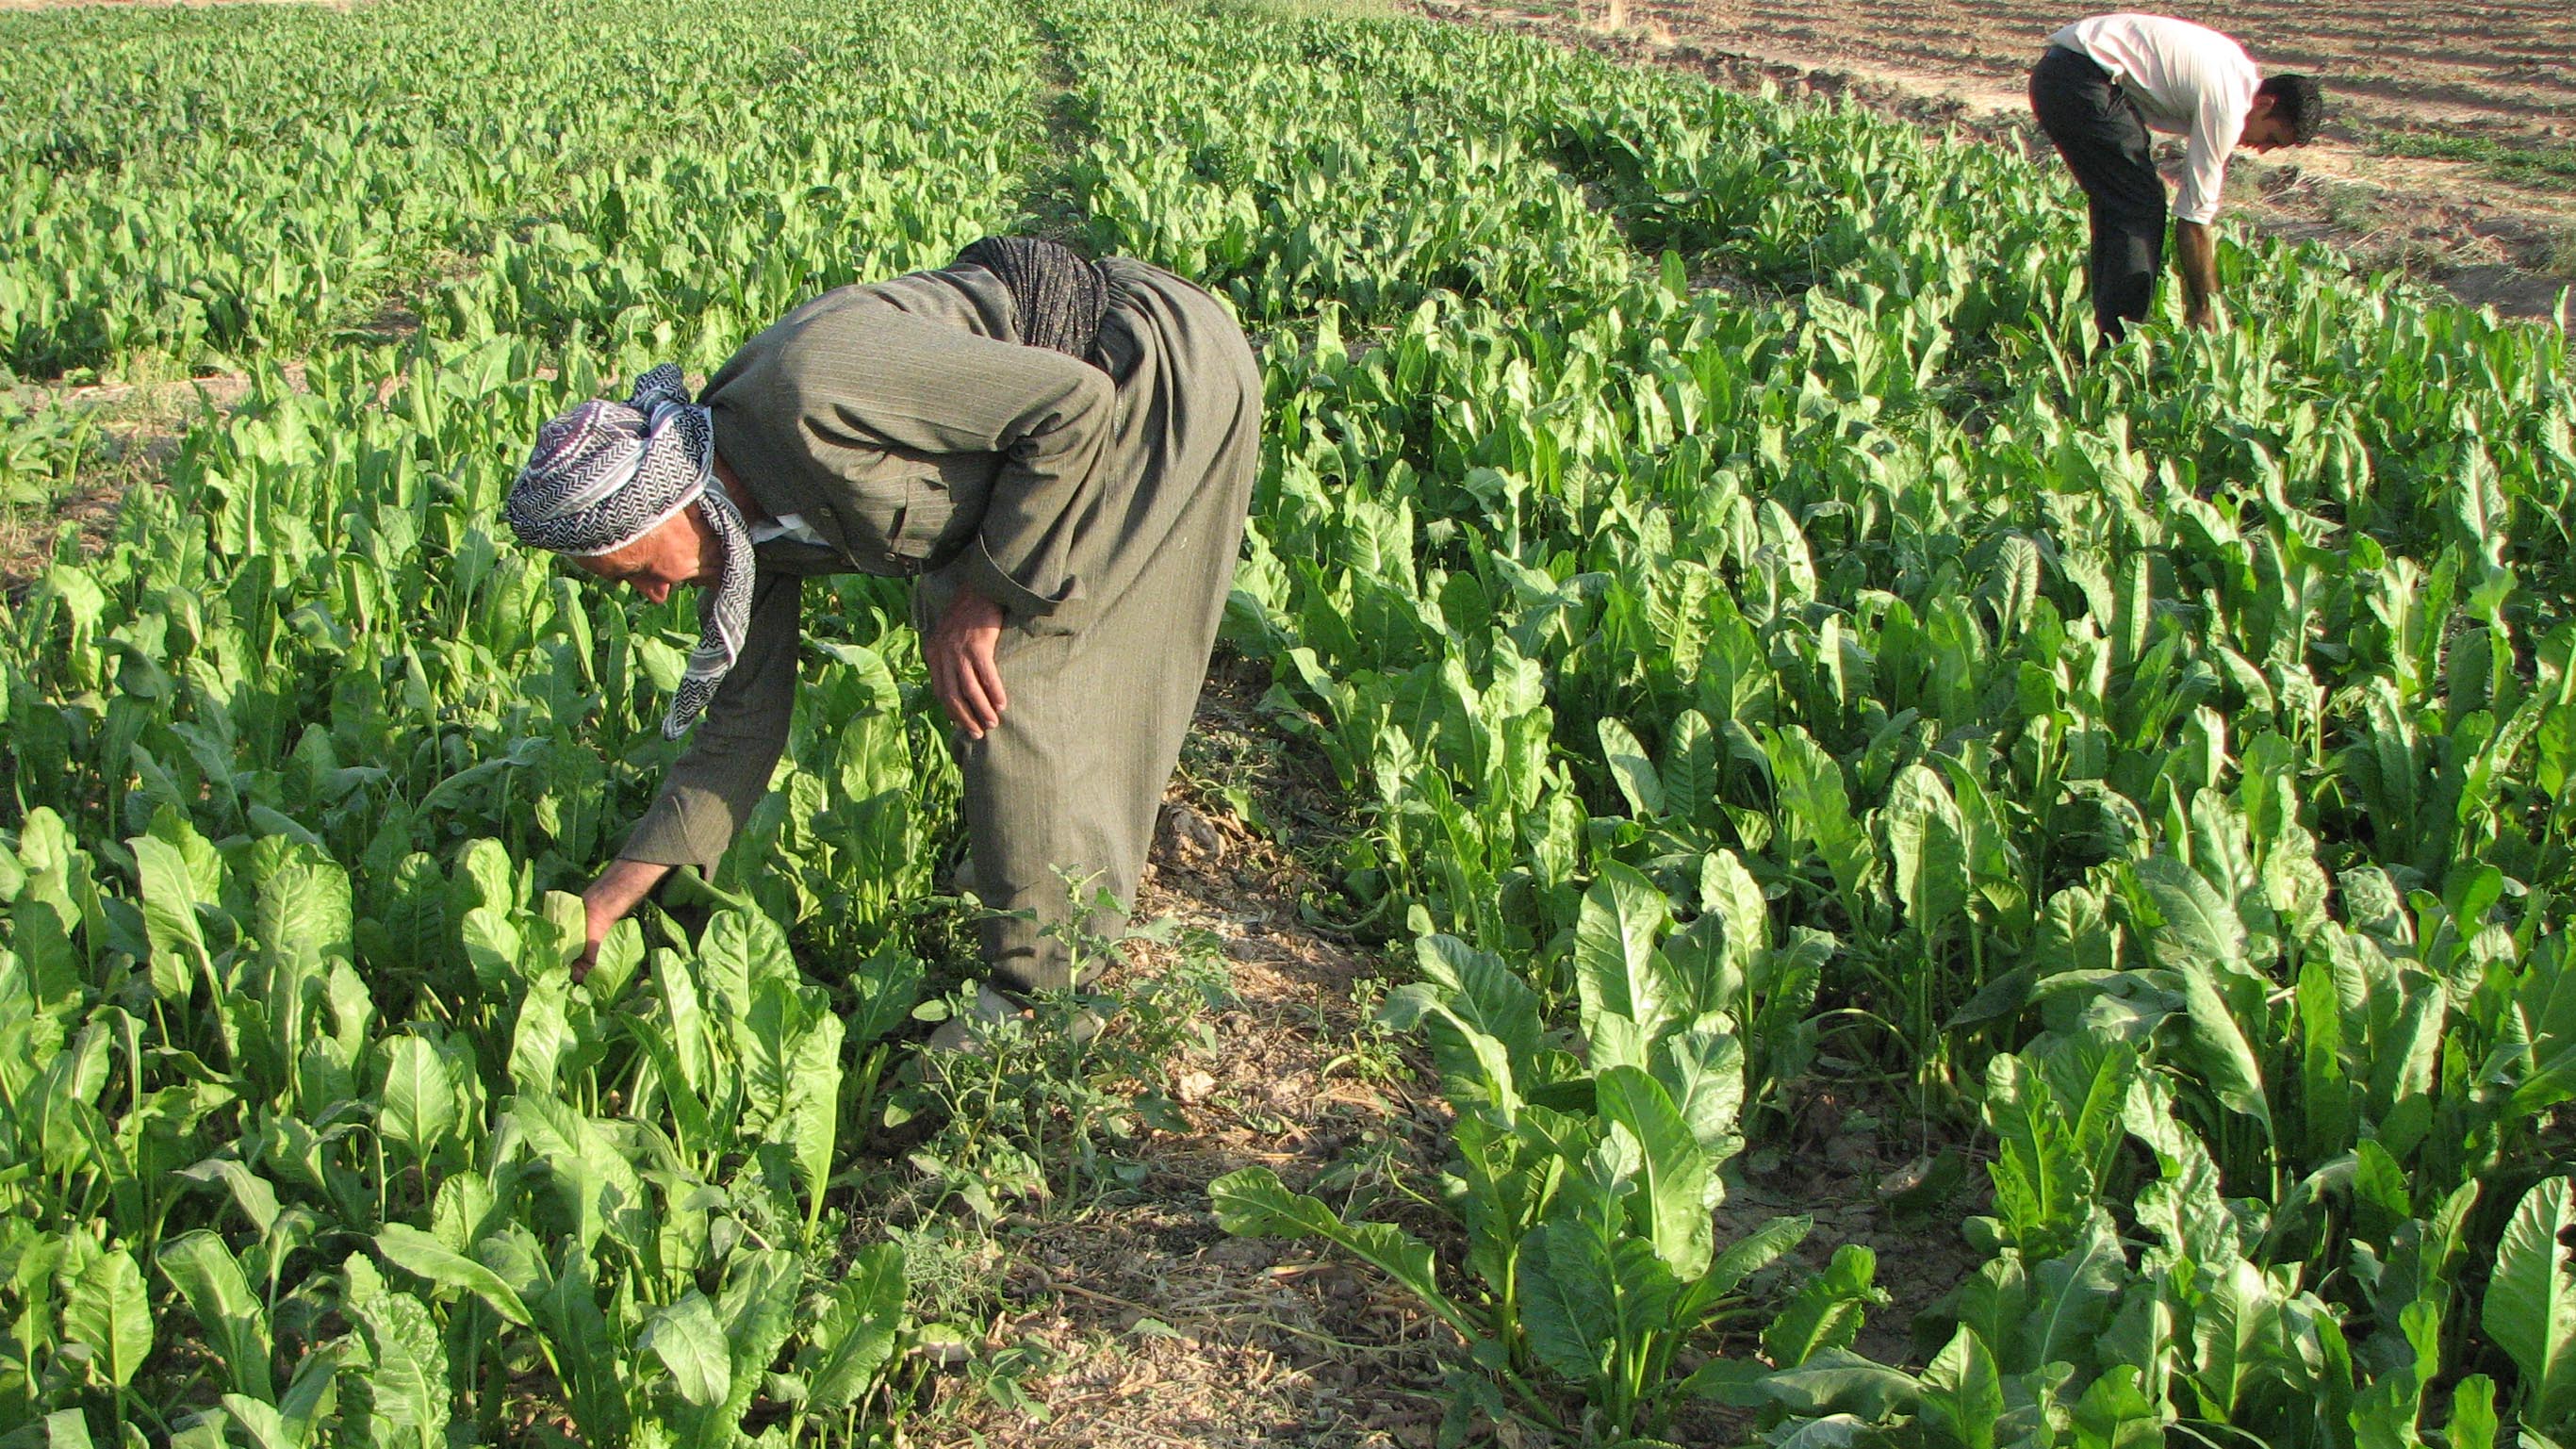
top-left (2240, 98), bottom-right (2302, 153)
top-left (571, 507), bottom-right (717, 603)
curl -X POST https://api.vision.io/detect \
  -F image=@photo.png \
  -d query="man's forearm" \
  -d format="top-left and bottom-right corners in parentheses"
top-left (2174, 220), bottom-right (2220, 324)
top-left (586, 857), bottom-right (674, 936)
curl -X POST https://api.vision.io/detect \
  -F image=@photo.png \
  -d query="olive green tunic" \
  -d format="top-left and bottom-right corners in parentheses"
top-left (616, 255), bottom-right (1262, 993)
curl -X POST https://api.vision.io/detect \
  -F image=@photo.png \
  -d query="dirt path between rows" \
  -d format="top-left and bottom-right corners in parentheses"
top-left (1417, 0), bottom-right (2575, 329)
top-left (919, 659), bottom-right (1990, 1447)
top-left (911, 660), bottom-right (1451, 1447)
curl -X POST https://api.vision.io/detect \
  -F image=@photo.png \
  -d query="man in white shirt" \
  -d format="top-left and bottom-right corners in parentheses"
top-left (2029, 14), bottom-right (2322, 341)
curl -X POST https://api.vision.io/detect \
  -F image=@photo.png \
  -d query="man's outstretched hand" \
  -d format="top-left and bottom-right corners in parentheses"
top-left (579, 857), bottom-right (673, 978)
top-left (927, 585), bottom-right (1009, 740)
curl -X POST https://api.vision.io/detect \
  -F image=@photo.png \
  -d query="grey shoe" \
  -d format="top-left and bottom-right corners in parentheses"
top-left (924, 983), bottom-right (1106, 1055)
top-left (926, 983), bottom-right (1023, 1054)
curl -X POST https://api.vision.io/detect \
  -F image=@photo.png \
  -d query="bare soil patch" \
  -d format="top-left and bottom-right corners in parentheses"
top-left (1419, 0), bottom-right (2576, 328)
top-left (0, 361), bottom-right (431, 595)
top-left (916, 656), bottom-right (1457, 1446)
top-left (0, 375), bottom-right (270, 594)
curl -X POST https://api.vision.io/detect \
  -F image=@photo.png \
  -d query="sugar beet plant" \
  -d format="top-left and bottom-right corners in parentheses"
top-left (0, 0), bottom-right (1033, 381)
top-left (4, 0), bottom-right (2575, 1443)
top-left (0, 0), bottom-right (1045, 1439)
top-left (1044, 2), bottom-right (2576, 1443)
top-left (0, 339), bottom-right (963, 1440)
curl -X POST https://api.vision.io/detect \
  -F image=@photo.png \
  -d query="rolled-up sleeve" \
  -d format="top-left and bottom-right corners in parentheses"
top-left (617, 570), bottom-right (802, 874)
top-left (769, 306), bottom-right (1116, 618)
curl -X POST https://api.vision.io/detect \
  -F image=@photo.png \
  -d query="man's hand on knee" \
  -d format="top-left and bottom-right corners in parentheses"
top-left (927, 585), bottom-right (1009, 739)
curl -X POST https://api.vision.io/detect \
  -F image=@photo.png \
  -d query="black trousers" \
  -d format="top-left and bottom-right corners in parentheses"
top-left (2028, 44), bottom-right (2166, 341)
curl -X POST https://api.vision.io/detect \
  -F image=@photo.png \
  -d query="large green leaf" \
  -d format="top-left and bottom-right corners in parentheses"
top-left (2131, 1116), bottom-right (2247, 1270)
top-left (2297, 955), bottom-right (2354, 1162)
top-left (2071, 1364), bottom-right (2164, 1449)
top-left (1882, 763), bottom-right (1968, 938)
top-left (803, 1243), bottom-right (908, 1411)
top-left (1649, 1023), bottom-right (1744, 1156)
top-left (1982, 1053), bottom-right (2088, 1251)
top-left (1764, 726), bottom-right (1875, 924)
top-left (2484, 1176), bottom-right (2576, 1432)
top-left (2509, 936), bottom-right (2576, 1118)
top-left (735, 972), bottom-right (806, 1127)
top-left (338, 1253), bottom-right (448, 1449)
top-left (2177, 963), bottom-right (2275, 1139)
top-left (706, 1248), bottom-right (801, 1427)
top-left (2444, 1375), bottom-right (2500, 1449)
top-left (1697, 848), bottom-right (1769, 973)
top-left (2029, 1032), bottom-right (2140, 1200)
top-left (1395, 934), bottom-right (1545, 1119)
top-left (159, 1231), bottom-right (271, 1403)
top-left (458, 906), bottom-right (523, 994)
top-left (2022, 1213), bottom-right (2126, 1373)
top-left (628, 1016), bottom-right (720, 1157)
top-left (502, 1095), bottom-right (650, 1254)
top-left (845, 947), bottom-right (925, 1049)
top-left (697, 907), bottom-right (796, 1021)
top-left (375, 1223), bottom-right (532, 1326)
top-left (1595, 1065), bottom-right (1714, 1278)
top-left (1660, 709), bottom-right (1717, 825)
top-left (250, 841), bottom-right (353, 981)
top-left (375, 1035), bottom-right (460, 1165)
top-left (1598, 716), bottom-right (1665, 818)
top-left (1756, 1347), bottom-right (1917, 1419)
top-left (1575, 863), bottom-right (1677, 1056)
top-left (130, 832), bottom-right (211, 995)
top-left (775, 1013), bottom-right (845, 1224)
top-left (506, 971), bottom-right (572, 1096)
top-left (2136, 855), bottom-right (2246, 978)
top-left (584, 915), bottom-right (646, 1003)
top-left (2186, 1257), bottom-right (2282, 1422)
top-left (64, 1247), bottom-right (152, 1389)
top-left (1518, 1216), bottom-right (1617, 1386)
top-left (1763, 1246), bottom-right (1883, 1369)
top-left (1920, 1325), bottom-right (2004, 1449)
top-left (642, 1291), bottom-right (730, 1408)
top-left (1703, 1215), bottom-right (1810, 1299)
top-left (1210, 1167), bottom-right (1467, 1335)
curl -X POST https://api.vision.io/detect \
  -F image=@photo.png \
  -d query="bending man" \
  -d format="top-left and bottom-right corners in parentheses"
top-left (2029, 13), bottom-right (2322, 341)
top-left (504, 238), bottom-right (1261, 1037)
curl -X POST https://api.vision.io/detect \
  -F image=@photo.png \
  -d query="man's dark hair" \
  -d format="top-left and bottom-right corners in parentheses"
top-left (2259, 74), bottom-right (2326, 144)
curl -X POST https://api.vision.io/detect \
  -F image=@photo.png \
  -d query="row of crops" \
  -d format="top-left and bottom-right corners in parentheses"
top-left (4, 0), bottom-right (2573, 1443)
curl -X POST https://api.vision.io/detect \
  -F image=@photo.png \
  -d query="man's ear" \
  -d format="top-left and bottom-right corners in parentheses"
top-left (2248, 91), bottom-right (2277, 119)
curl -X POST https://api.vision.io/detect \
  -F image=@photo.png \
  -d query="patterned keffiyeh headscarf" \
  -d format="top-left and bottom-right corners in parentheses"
top-left (505, 365), bottom-right (754, 740)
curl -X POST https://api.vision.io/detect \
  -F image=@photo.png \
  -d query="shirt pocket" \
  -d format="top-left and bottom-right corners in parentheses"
top-left (807, 439), bottom-right (998, 576)
top-left (817, 466), bottom-right (921, 576)
top-left (886, 470), bottom-right (949, 568)
top-left (892, 450), bottom-right (999, 572)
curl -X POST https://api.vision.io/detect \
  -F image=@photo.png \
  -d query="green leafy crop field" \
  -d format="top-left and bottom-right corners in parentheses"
top-left (1, 0), bottom-right (2572, 1443)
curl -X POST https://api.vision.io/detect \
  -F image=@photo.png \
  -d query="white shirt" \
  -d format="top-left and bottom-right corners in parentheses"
top-left (2050, 13), bottom-right (2260, 225)
top-left (748, 511), bottom-right (829, 548)
top-left (711, 416), bottom-right (828, 550)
